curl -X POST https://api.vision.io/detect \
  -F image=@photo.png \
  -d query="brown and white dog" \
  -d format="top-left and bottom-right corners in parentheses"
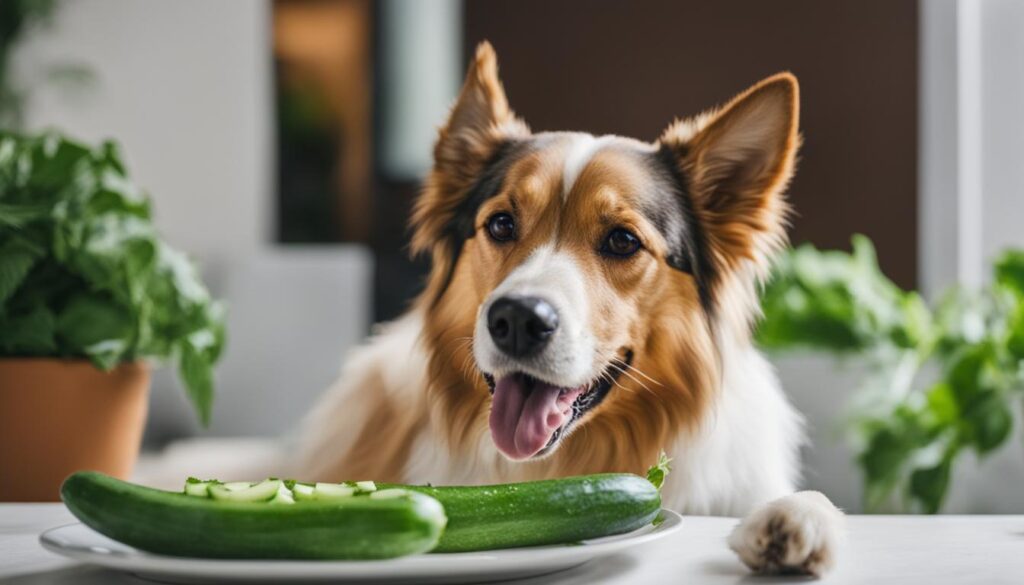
top-left (297, 42), bottom-right (844, 575)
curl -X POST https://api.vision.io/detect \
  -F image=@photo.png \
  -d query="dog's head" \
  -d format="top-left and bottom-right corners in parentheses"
top-left (413, 43), bottom-right (798, 466)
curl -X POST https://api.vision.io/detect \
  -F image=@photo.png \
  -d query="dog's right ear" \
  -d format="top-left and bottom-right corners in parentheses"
top-left (411, 41), bottom-right (529, 259)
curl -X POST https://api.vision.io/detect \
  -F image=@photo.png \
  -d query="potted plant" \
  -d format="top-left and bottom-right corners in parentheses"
top-left (758, 235), bottom-right (1024, 513)
top-left (0, 131), bottom-right (225, 501)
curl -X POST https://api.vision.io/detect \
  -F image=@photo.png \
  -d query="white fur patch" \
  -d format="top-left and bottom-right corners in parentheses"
top-left (561, 133), bottom-right (617, 200)
top-left (660, 339), bottom-right (804, 516)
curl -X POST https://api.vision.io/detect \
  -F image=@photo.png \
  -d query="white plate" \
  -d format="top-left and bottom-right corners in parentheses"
top-left (40, 509), bottom-right (682, 584)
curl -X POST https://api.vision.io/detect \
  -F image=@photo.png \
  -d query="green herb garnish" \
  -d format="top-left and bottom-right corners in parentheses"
top-left (646, 451), bottom-right (672, 490)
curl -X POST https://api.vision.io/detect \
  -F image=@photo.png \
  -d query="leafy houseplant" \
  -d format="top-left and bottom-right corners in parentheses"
top-left (0, 131), bottom-right (225, 499)
top-left (758, 236), bottom-right (1024, 513)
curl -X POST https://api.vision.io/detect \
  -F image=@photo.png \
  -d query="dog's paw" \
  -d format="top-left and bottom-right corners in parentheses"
top-left (727, 491), bottom-right (845, 577)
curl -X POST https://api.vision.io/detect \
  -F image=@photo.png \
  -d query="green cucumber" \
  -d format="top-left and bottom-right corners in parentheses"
top-left (61, 471), bottom-right (446, 560)
top-left (394, 473), bottom-right (662, 552)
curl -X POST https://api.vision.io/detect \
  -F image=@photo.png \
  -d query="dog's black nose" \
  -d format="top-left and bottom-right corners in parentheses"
top-left (487, 296), bottom-right (559, 358)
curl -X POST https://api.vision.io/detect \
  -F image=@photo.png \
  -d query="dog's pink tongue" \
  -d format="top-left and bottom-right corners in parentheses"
top-left (489, 375), bottom-right (583, 460)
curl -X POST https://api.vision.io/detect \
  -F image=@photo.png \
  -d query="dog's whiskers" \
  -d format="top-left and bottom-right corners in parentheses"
top-left (592, 348), bottom-right (657, 398)
top-left (596, 368), bottom-right (632, 395)
top-left (619, 360), bottom-right (663, 388)
top-left (606, 362), bottom-right (656, 398)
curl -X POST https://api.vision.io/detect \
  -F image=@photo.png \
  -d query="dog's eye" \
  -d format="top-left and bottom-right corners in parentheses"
top-left (486, 213), bottom-right (516, 242)
top-left (602, 228), bottom-right (641, 257)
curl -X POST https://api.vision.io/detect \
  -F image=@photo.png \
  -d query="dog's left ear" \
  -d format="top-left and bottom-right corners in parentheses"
top-left (411, 41), bottom-right (529, 259)
top-left (660, 73), bottom-right (799, 273)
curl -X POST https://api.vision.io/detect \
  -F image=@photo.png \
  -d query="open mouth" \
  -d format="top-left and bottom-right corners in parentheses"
top-left (483, 350), bottom-right (633, 460)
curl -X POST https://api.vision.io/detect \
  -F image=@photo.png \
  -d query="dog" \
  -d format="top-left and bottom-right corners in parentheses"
top-left (295, 42), bottom-right (844, 576)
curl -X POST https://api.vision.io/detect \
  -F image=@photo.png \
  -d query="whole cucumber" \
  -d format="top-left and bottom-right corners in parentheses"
top-left (61, 471), bottom-right (446, 559)
top-left (396, 473), bottom-right (662, 552)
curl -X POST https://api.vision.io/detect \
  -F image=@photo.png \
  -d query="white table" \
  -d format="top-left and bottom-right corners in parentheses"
top-left (2, 504), bottom-right (1022, 584)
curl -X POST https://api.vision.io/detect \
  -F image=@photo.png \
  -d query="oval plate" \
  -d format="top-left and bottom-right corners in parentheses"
top-left (40, 509), bottom-right (682, 584)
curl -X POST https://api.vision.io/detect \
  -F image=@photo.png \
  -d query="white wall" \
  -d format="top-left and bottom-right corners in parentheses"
top-left (921, 0), bottom-right (1024, 294)
top-left (379, 0), bottom-right (462, 180)
top-left (919, 0), bottom-right (965, 298)
top-left (16, 0), bottom-right (273, 264)
top-left (980, 0), bottom-right (1024, 264)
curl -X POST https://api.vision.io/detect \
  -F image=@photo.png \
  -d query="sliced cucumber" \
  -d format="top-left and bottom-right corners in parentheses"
top-left (183, 478), bottom-right (215, 497)
top-left (313, 482), bottom-right (356, 499)
top-left (369, 488), bottom-right (410, 500)
top-left (269, 484), bottom-right (295, 505)
top-left (355, 481), bottom-right (377, 493)
top-left (222, 481), bottom-right (254, 491)
top-left (292, 483), bottom-right (315, 501)
top-left (210, 479), bottom-right (282, 502)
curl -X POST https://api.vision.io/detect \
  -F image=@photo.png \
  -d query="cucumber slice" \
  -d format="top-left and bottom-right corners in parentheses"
top-left (210, 479), bottom-right (282, 502)
top-left (369, 488), bottom-right (410, 500)
top-left (355, 481), bottom-right (377, 492)
top-left (268, 484), bottom-right (295, 505)
top-left (292, 483), bottom-right (315, 501)
top-left (313, 482), bottom-right (356, 499)
top-left (222, 481), bottom-right (254, 491)
top-left (183, 478), bottom-right (215, 497)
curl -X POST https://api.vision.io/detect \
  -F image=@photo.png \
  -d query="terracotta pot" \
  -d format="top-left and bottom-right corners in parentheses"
top-left (0, 359), bottom-right (149, 502)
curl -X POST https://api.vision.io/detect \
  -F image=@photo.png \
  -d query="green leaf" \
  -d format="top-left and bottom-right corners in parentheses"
top-left (1007, 304), bottom-right (1024, 361)
top-left (962, 395), bottom-right (1013, 454)
top-left (924, 382), bottom-right (959, 427)
top-left (859, 426), bottom-right (912, 487)
top-left (946, 345), bottom-right (992, 409)
top-left (0, 203), bottom-right (49, 228)
top-left (646, 451), bottom-right (672, 490)
top-left (908, 459), bottom-right (952, 514)
top-left (895, 292), bottom-right (934, 352)
top-left (857, 404), bottom-right (934, 511)
top-left (179, 339), bottom-right (215, 426)
top-left (995, 250), bottom-right (1024, 298)
top-left (55, 292), bottom-right (134, 370)
top-left (0, 238), bottom-right (41, 309)
top-left (0, 304), bottom-right (57, 354)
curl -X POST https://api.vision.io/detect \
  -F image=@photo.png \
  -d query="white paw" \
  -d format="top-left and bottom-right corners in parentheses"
top-left (728, 491), bottom-right (845, 577)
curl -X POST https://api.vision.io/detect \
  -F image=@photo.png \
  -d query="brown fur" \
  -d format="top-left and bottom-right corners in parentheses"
top-left (659, 73), bottom-right (799, 337)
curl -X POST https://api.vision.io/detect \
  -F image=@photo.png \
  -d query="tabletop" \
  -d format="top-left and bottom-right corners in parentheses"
top-left (1, 504), bottom-right (1022, 584)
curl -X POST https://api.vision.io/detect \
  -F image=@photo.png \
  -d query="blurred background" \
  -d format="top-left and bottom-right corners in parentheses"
top-left (7, 0), bottom-right (1024, 512)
